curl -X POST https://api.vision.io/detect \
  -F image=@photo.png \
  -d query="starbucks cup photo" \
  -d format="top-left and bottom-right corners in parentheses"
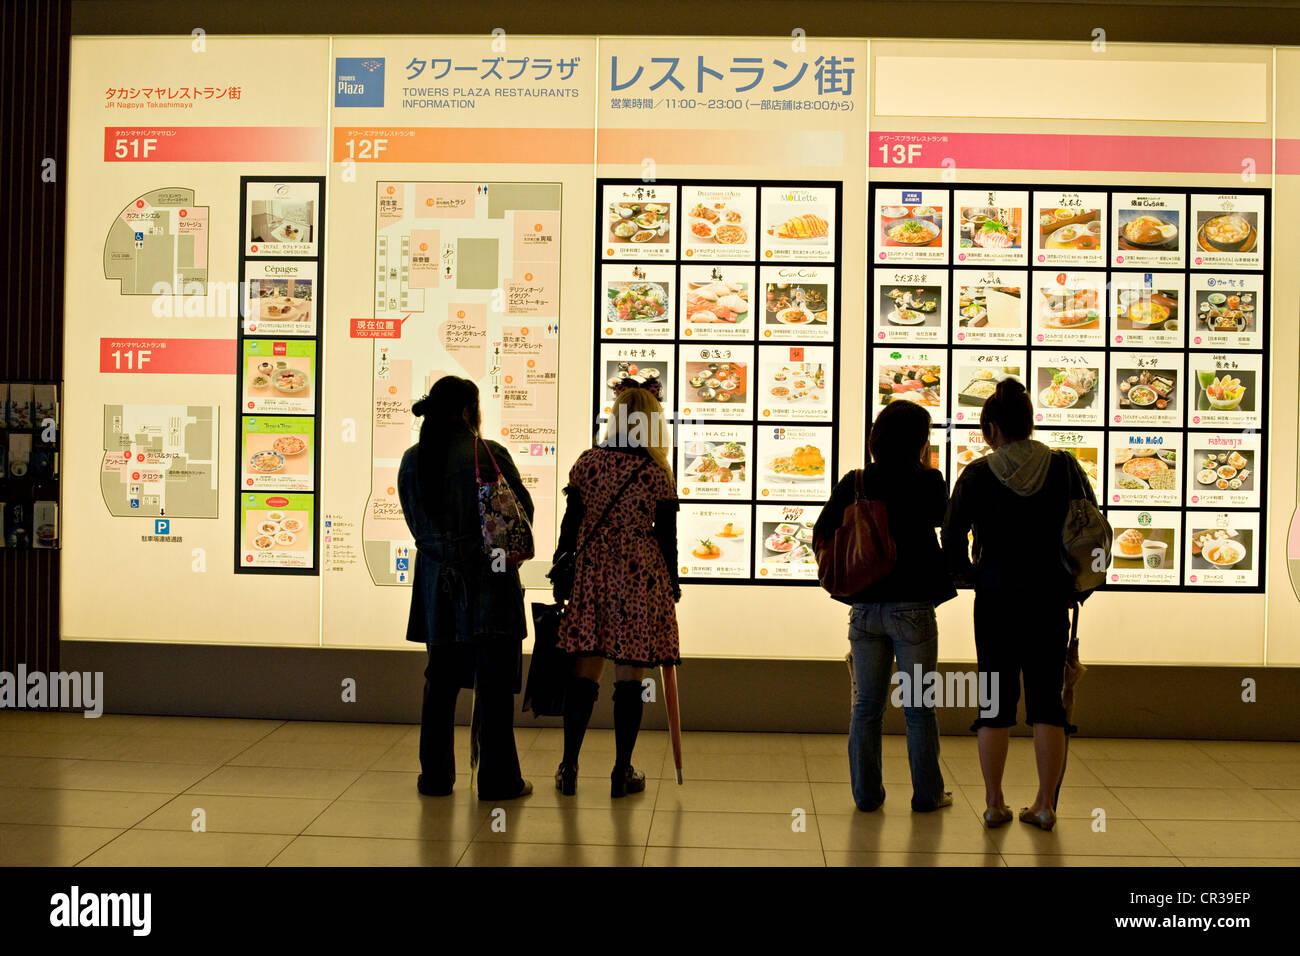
top-left (1141, 540), bottom-right (1168, 570)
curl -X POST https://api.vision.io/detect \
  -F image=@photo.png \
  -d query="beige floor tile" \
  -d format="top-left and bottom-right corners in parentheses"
top-left (53, 760), bottom-right (217, 794)
top-left (115, 715), bottom-right (282, 741)
top-left (981, 818), bottom-right (1175, 858)
top-left (1258, 789), bottom-right (1300, 819)
top-left (654, 779), bottom-right (813, 814)
top-left (135, 794), bottom-right (331, 834)
top-left (79, 829), bottom-right (293, 866)
top-left (1111, 787), bottom-right (1291, 822)
top-left (669, 732), bottom-right (804, 755)
top-left (1143, 820), bottom-right (1300, 859)
top-left (1210, 762), bottom-right (1300, 789)
top-left (826, 850), bottom-right (1004, 867)
top-left (368, 738), bottom-right (421, 772)
top-left (0, 731), bottom-right (95, 759)
top-left (459, 841), bottom-right (644, 866)
top-left (339, 771), bottom-right (473, 803)
top-left (806, 753), bottom-right (941, 785)
top-left (186, 765), bottom-right (361, 800)
top-left (0, 732), bottom-right (251, 765)
top-left (942, 753), bottom-right (1103, 787)
top-left (1084, 759), bottom-right (1250, 789)
top-left (260, 721), bottom-right (411, 747)
top-left (645, 846), bottom-right (826, 866)
top-left (648, 810), bottom-right (820, 850)
top-left (1193, 740), bottom-right (1300, 763)
top-left (959, 785), bottom-right (1135, 820)
top-left (475, 806), bottom-right (653, 846)
top-left (1002, 854), bottom-right (1183, 867)
top-left (1066, 739), bottom-right (1215, 762)
top-left (0, 756), bottom-right (81, 788)
top-left (271, 835), bottom-right (467, 866)
top-left (800, 734), bottom-right (851, 756)
top-left (1177, 856), bottom-right (1300, 866)
top-left (658, 751), bottom-right (807, 783)
top-left (0, 787), bottom-right (171, 828)
top-left (816, 806), bottom-right (994, 854)
top-left (304, 799), bottom-right (491, 842)
top-left (0, 823), bottom-right (124, 865)
top-left (228, 740), bottom-right (382, 771)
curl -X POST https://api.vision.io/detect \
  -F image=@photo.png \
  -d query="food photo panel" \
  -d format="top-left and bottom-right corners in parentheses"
top-left (677, 425), bottom-right (752, 501)
top-left (598, 343), bottom-right (674, 418)
top-left (1186, 512), bottom-right (1260, 589)
top-left (1107, 431), bottom-right (1182, 509)
top-left (1030, 351), bottom-right (1105, 428)
top-left (872, 268), bottom-right (946, 345)
top-left (678, 503), bottom-right (751, 579)
top-left (953, 189), bottom-right (1029, 266)
top-left (1032, 191), bottom-right (1106, 268)
top-left (1108, 509), bottom-right (1180, 587)
top-left (1186, 352), bottom-right (1263, 431)
top-left (680, 264), bottom-right (755, 341)
top-left (1110, 272), bottom-right (1185, 349)
top-left (950, 350), bottom-right (1025, 427)
top-left (240, 492), bottom-right (314, 569)
top-left (1030, 270), bottom-right (1105, 347)
top-left (1111, 192), bottom-right (1186, 269)
top-left (1187, 433), bottom-right (1261, 510)
top-left (600, 263), bottom-right (675, 340)
top-left (243, 261), bottom-right (318, 337)
top-left (1043, 429), bottom-right (1103, 498)
top-left (873, 346), bottom-right (947, 424)
top-left (601, 183), bottom-right (676, 261)
top-left (246, 181), bottom-right (319, 258)
top-left (678, 345), bottom-right (754, 422)
top-left (759, 265), bottom-right (835, 343)
top-left (1189, 274), bottom-right (1263, 351)
top-left (240, 417), bottom-right (314, 492)
top-left (875, 187), bottom-right (949, 264)
top-left (243, 339), bottom-right (316, 414)
top-left (754, 503), bottom-right (820, 581)
top-left (951, 270), bottom-right (1026, 345)
top-left (759, 186), bottom-right (836, 263)
top-left (681, 185), bottom-right (757, 262)
top-left (951, 428), bottom-right (992, 484)
top-left (756, 345), bottom-right (833, 423)
top-left (755, 424), bottom-right (833, 502)
top-left (1189, 193), bottom-right (1265, 271)
top-left (1110, 352), bottom-right (1184, 429)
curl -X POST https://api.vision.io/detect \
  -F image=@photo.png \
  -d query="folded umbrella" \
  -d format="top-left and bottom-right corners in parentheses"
top-left (1055, 604), bottom-right (1087, 810)
top-left (662, 664), bottom-right (683, 784)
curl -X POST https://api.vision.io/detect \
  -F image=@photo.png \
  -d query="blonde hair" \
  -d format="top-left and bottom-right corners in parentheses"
top-left (609, 387), bottom-right (674, 481)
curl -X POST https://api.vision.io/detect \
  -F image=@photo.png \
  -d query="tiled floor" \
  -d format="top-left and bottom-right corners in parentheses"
top-left (1, 711), bottom-right (1298, 866)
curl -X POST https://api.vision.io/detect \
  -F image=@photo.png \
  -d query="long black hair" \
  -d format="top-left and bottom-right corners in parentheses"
top-left (868, 400), bottom-right (931, 470)
top-left (411, 376), bottom-right (480, 506)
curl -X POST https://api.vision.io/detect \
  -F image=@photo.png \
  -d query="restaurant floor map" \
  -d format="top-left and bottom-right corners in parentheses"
top-left (103, 188), bottom-right (209, 294)
top-left (100, 404), bottom-right (219, 518)
top-left (364, 182), bottom-right (562, 584)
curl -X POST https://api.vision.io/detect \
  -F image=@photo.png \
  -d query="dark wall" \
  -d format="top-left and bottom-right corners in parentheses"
top-left (0, 0), bottom-right (70, 675)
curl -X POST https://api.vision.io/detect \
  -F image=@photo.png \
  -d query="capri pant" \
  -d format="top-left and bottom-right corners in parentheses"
top-left (970, 589), bottom-right (1072, 733)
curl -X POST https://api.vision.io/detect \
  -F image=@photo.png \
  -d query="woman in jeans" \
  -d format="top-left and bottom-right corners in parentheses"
top-left (398, 375), bottom-right (534, 802)
top-left (942, 378), bottom-right (1084, 831)
top-left (551, 380), bottom-right (680, 798)
top-left (813, 401), bottom-right (956, 812)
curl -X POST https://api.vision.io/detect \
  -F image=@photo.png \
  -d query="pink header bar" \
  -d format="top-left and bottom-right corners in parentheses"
top-left (871, 131), bottom-right (1274, 176)
top-left (104, 127), bottom-right (326, 163)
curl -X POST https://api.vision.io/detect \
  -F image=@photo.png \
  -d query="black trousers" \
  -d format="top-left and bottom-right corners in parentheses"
top-left (420, 638), bottom-right (523, 795)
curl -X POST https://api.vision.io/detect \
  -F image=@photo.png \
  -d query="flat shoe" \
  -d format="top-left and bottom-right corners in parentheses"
top-left (478, 779), bottom-right (533, 801)
top-left (416, 774), bottom-right (453, 797)
top-left (913, 791), bottom-right (953, 812)
top-left (983, 805), bottom-right (1013, 828)
top-left (1019, 806), bottom-right (1056, 831)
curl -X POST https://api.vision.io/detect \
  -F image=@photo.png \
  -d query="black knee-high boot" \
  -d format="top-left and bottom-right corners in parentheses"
top-left (611, 679), bottom-right (647, 797)
top-left (558, 676), bottom-right (599, 793)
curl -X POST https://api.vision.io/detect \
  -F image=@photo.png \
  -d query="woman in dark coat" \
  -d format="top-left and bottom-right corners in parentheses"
top-left (398, 375), bottom-right (534, 801)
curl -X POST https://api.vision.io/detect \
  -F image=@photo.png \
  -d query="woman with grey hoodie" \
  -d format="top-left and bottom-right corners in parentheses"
top-left (942, 378), bottom-right (1092, 832)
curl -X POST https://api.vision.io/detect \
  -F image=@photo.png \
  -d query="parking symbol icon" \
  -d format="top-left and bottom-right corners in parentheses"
top-left (155, 519), bottom-right (170, 534)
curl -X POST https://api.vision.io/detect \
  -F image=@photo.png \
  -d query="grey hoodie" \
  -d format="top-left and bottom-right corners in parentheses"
top-left (986, 438), bottom-right (1053, 497)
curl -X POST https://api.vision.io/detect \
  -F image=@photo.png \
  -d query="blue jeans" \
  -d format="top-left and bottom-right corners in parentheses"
top-left (847, 601), bottom-right (946, 811)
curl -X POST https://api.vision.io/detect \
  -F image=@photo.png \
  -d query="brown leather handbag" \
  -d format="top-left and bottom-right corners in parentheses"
top-left (814, 469), bottom-right (897, 597)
